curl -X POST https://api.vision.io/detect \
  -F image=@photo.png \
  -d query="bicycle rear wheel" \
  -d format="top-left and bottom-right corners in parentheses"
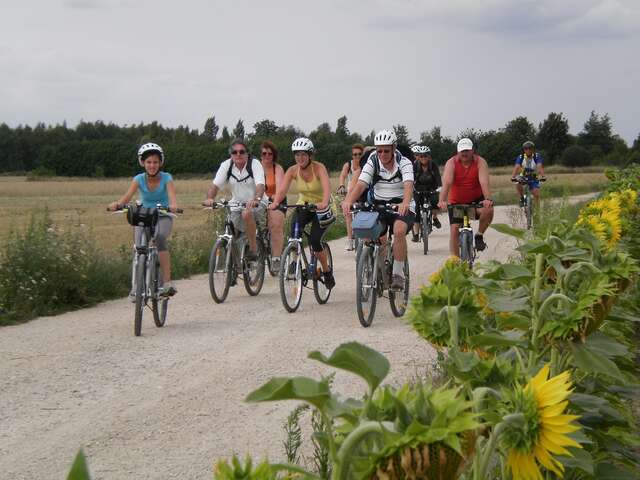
top-left (356, 245), bottom-right (377, 327)
top-left (389, 259), bottom-right (409, 317)
top-left (150, 256), bottom-right (167, 327)
top-left (134, 254), bottom-right (146, 336)
top-left (279, 242), bottom-right (303, 313)
top-left (209, 238), bottom-right (232, 303)
top-left (459, 230), bottom-right (475, 268)
top-left (243, 241), bottom-right (266, 296)
top-left (313, 242), bottom-right (333, 304)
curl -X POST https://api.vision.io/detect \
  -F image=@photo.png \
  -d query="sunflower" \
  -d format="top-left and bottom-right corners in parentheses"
top-left (503, 365), bottom-right (582, 480)
top-left (599, 210), bottom-right (622, 248)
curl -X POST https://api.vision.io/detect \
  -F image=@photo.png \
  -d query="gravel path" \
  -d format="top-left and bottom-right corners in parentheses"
top-left (0, 203), bottom-right (549, 479)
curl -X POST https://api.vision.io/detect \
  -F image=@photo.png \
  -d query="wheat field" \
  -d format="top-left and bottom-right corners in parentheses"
top-left (0, 169), bottom-right (606, 250)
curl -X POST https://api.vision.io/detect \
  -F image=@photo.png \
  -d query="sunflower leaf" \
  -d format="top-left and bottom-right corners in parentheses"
top-left (308, 342), bottom-right (390, 393)
top-left (67, 449), bottom-right (91, 480)
top-left (245, 377), bottom-right (331, 412)
top-left (569, 343), bottom-right (626, 382)
top-left (491, 223), bottom-right (526, 239)
top-left (558, 447), bottom-right (594, 475)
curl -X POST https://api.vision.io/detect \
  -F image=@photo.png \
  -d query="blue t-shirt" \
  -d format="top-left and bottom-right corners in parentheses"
top-left (134, 172), bottom-right (173, 208)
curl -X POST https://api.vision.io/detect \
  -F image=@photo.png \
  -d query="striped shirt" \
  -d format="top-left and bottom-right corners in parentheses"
top-left (358, 152), bottom-right (415, 211)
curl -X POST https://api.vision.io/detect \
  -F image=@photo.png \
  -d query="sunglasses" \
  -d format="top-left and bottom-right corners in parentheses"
top-left (231, 150), bottom-right (246, 155)
top-left (352, 152), bottom-right (363, 157)
top-left (376, 148), bottom-right (391, 154)
top-left (261, 151), bottom-right (273, 156)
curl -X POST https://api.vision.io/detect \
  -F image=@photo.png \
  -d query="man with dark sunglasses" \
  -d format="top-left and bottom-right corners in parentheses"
top-left (205, 139), bottom-right (266, 261)
top-left (343, 130), bottom-right (415, 291)
top-left (338, 143), bottom-right (365, 251)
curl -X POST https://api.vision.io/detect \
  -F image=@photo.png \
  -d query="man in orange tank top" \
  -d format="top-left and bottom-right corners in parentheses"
top-left (438, 138), bottom-right (494, 257)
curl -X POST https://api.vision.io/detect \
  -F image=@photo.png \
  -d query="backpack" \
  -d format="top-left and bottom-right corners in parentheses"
top-left (357, 151), bottom-right (403, 204)
top-left (225, 158), bottom-right (254, 183)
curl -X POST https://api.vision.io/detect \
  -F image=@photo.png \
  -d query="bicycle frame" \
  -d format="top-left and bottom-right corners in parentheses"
top-left (287, 207), bottom-right (316, 283)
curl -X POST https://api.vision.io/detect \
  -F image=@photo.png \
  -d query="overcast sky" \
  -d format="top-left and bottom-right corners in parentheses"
top-left (1, 0), bottom-right (639, 144)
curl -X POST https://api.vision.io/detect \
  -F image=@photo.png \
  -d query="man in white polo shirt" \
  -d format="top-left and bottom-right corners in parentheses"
top-left (204, 139), bottom-right (266, 261)
top-left (342, 129), bottom-right (415, 290)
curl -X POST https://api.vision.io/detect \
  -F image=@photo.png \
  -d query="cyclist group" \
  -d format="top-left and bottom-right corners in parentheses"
top-left (108, 134), bottom-right (546, 300)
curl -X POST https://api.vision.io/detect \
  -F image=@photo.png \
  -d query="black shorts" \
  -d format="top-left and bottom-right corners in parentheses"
top-left (378, 209), bottom-right (415, 237)
top-left (448, 196), bottom-right (484, 225)
top-left (414, 191), bottom-right (439, 215)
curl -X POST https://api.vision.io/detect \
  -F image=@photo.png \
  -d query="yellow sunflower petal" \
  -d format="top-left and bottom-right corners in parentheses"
top-left (528, 364), bottom-right (550, 392)
top-left (540, 401), bottom-right (569, 418)
top-left (539, 429), bottom-right (581, 453)
top-left (542, 422), bottom-right (580, 435)
top-left (543, 414), bottom-right (581, 426)
top-left (509, 450), bottom-right (543, 480)
top-left (534, 443), bottom-right (565, 477)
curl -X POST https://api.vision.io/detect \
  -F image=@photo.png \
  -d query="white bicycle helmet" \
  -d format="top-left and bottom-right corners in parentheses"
top-left (411, 145), bottom-right (431, 154)
top-left (374, 129), bottom-right (397, 146)
top-left (291, 137), bottom-right (314, 152)
top-left (137, 142), bottom-right (165, 166)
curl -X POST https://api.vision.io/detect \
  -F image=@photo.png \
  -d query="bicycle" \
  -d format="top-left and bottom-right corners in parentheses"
top-left (511, 174), bottom-right (546, 230)
top-left (279, 204), bottom-right (334, 313)
top-left (415, 189), bottom-right (438, 255)
top-left (205, 200), bottom-right (266, 303)
top-left (352, 203), bottom-right (410, 328)
top-left (110, 203), bottom-right (182, 337)
top-left (448, 202), bottom-right (483, 268)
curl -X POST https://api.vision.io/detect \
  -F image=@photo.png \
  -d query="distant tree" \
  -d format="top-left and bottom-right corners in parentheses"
top-left (536, 112), bottom-right (571, 164)
top-left (393, 124), bottom-right (411, 145)
top-left (578, 111), bottom-right (614, 156)
top-left (561, 145), bottom-right (592, 167)
top-left (252, 119), bottom-right (278, 138)
top-left (221, 126), bottom-right (231, 143)
top-left (504, 116), bottom-right (536, 144)
top-left (632, 132), bottom-right (640, 151)
top-left (420, 126), bottom-right (456, 163)
top-left (364, 130), bottom-right (375, 146)
top-left (336, 115), bottom-right (349, 138)
top-left (203, 116), bottom-right (219, 140)
top-left (232, 119), bottom-right (245, 140)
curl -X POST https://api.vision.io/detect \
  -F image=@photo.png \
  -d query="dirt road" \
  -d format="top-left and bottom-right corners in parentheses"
top-left (0, 204), bottom-right (533, 479)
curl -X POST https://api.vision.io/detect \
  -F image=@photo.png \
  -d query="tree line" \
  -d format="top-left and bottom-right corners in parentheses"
top-left (0, 112), bottom-right (638, 177)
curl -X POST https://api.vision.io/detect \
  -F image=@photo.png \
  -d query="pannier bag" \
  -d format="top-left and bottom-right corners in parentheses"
top-left (127, 205), bottom-right (158, 227)
top-left (352, 211), bottom-right (383, 239)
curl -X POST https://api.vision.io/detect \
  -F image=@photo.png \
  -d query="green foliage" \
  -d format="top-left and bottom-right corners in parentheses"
top-left (67, 449), bottom-right (91, 480)
top-left (579, 111), bottom-right (615, 156)
top-left (0, 209), bottom-right (130, 323)
top-left (213, 455), bottom-right (277, 480)
top-left (562, 144), bottom-right (592, 167)
top-left (536, 112), bottom-right (571, 164)
top-left (283, 405), bottom-right (308, 465)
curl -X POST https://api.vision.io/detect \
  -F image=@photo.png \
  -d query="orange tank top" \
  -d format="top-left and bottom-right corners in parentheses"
top-left (449, 155), bottom-right (484, 204)
top-left (264, 162), bottom-right (277, 198)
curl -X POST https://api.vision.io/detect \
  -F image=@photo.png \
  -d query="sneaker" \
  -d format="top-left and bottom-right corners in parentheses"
top-left (271, 257), bottom-right (281, 274)
top-left (519, 196), bottom-right (526, 207)
top-left (160, 282), bottom-right (177, 297)
top-left (411, 233), bottom-right (420, 243)
top-left (345, 239), bottom-right (355, 251)
top-left (433, 217), bottom-right (442, 229)
top-left (323, 270), bottom-right (336, 290)
top-left (475, 234), bottom-right (487, 252)
top-left (129, 289), bottom-right (136, 303)
top-left (390, 274), bottom-right (405, 291)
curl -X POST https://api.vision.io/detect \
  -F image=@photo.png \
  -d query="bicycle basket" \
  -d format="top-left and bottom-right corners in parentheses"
top-left (316, 206), bottom-right (336, 229)
top-left (352, 211), bottom-right (383, 239)
top-left (126, 205), bottom-right (158, 227)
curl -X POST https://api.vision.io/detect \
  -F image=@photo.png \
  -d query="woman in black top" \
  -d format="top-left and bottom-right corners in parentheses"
top-left (411, 145), bottom-right (442, 242)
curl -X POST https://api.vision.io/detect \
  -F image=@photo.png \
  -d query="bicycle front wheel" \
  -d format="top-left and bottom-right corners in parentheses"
top-left (279, 242), bottom-right (303, 313)
top-left (134, 254), bottom-right (146, 336)
top-left (313, 242), bottom-right (333, 305)
top-left (150, 256), bottom-right (167, 327)
top-left (209, 238), bottom-right (232, 303)
top-left (243, 241), bottom-right (266, 296)
top-left (389, 259), bottom-right (409, 317)
top-left (421, 211), bottom-right (430, 255)
top-left (526, 192), bottom-right (533, 230)
top-left (459, 230), bottom-right (474, 268)
top-left (356, 245), bottom-right (377, 327)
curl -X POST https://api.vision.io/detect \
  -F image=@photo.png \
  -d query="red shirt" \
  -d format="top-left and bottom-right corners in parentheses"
top-left (448, 154), bottom-right (484, 204)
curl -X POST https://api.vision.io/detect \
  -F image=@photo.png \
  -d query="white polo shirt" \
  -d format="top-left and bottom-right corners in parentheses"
top-left (213, 158), bottom-right (265, 209)
top-left (358, 152), bottom-right (415, 212)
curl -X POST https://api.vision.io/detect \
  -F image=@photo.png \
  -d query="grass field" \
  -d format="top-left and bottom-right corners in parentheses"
top-left (0, 168), bottom-right (607, 251)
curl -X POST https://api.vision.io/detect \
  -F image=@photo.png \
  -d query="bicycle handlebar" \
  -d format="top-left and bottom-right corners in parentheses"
top-left (202, 200), bottom-right (247, 209)
top-left (283, 203), bottom-right (317, 212)
top-left (108, 204), bottom-right (183, 214)
top-left (511, 175), bottom-right (546, 184)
